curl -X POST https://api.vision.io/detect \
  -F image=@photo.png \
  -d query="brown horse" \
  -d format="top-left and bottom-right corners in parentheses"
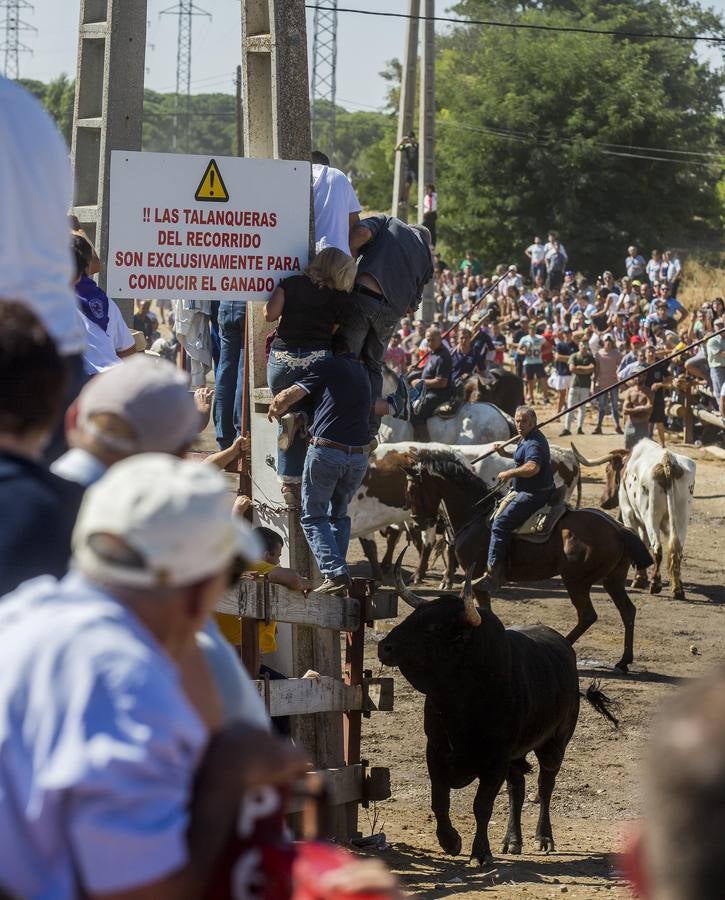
top-left (403, 449), bottom-right (653, 672)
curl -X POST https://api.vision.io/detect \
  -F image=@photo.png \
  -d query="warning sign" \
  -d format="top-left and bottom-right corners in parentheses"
top-left (107, 151), bottom-right (310, 302)
top-left (194, 158), bottom-right (229, 202)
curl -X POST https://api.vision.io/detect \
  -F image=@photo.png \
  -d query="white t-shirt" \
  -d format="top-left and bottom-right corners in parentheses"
top-left (312, 163), bottom-right (361, 255)
top-left (78, 299), bottom-right (134, 375)
top-left (526, 243), bottom-right (546, 264)
top-left (0, 77), bottom-right (86, 355)
top-left (0, 573), bottom-right (207, 899)
top-left (423, 191), bottom-right (437, 214)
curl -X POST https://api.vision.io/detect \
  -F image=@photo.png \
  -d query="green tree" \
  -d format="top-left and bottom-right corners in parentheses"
top-left (436, 0), bottom-right (724, 272)
top-left (18, 74), bottom-right (75, 144)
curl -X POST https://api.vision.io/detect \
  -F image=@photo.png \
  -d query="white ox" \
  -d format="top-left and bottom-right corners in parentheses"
top-left (572, 439), bottom-right (696, 600)
top-left (379, 367), bottom-right (514, 445)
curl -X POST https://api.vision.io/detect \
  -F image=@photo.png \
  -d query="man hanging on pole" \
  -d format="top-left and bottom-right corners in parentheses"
top-left (341, 216), bottom-right (434, 443)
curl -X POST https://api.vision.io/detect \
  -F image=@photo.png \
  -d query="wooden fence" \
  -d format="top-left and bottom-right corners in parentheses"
top-left (216, 575), bottom-right (396, 827)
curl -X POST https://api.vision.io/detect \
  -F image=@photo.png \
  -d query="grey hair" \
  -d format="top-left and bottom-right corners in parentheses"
top-left (515, 405), bottom-right (537, 424)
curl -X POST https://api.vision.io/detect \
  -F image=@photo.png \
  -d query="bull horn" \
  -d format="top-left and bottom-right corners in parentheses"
top-left (462, 566), bottom-right (482, 628)
top-left (393, 548), bottom-right (426, 609)
top-left (570, 443), bottom-right (616, 468)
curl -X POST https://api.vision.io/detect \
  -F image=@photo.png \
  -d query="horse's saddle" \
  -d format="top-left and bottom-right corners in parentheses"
top-left (434, 382), bottom-right (465, 418)
top-left (492, 489), bottom-right (569, 542)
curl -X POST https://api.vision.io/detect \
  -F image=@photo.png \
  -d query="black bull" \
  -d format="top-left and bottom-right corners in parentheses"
top-left (378, 554), bottom-right (618, 868)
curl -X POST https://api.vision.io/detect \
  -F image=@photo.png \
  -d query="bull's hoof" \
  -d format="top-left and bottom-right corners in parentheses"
top-left (673, 588), bottom-right (686, 601)
top-left (614, 660), bottom-right (630, 674)
top-left (631, 574), bottom-right (647, 590)
top-left (472, 851), bottom-right (495, 870)
top-left (437, 827), bottom-right (462, 856)
top-left (649, 579), bottom-right (662, 595)
top-left (438, 580), bottom-right (454, 591)
top-left (536, 835), bottom-right (555, 853)
top-left (500, 838), bottom-right (522, 854)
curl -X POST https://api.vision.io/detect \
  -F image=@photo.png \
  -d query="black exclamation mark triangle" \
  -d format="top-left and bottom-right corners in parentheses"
top-left (194, 159), bottom-right (229, 203)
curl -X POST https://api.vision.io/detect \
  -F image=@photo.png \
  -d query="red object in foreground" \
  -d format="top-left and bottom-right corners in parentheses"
top-left (204, 784), bottom-right (396, 900)
top-left (293, 842), bottom-right (393, 900)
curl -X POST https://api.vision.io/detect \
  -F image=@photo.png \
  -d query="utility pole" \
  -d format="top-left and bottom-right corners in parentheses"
top-left (235, 63), bottom-right (243, 157)
top-left (310, 0), bottom-right (337, 160)
top-left (0, 0), bottom-right (35, 79)
top-left (160, 0), bottom-right (210, 152)
top-left (70, 0), bottom-right (147, 323)
top-left (391, 0), bottom-right (419, 222)
top-left (417, 0), bottom-right (435, 218)
top-left (417, 0), bottom-right (436, 321)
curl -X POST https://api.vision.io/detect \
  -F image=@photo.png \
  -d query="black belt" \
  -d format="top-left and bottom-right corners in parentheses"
top-left (311, 437), bottom-right (369, 455)
top-left (354, 283), bottom-right (386, 302)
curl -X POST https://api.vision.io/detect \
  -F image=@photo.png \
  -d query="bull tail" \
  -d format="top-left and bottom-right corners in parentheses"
top-left (659, 453), bottom-right (684, 593)
top-left (620, 524), bottom-right (653, 570)
top-left (581, 681), bottom-right (619, 728)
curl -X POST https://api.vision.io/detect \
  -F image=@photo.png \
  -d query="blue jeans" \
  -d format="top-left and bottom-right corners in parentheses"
top-left (267, 347), bottom-right (331, 483)
top-left (301, 444), bottom-right (369, 578)
top-left (597, 387), bottom-right (620, 428)
top-left (214, 301), bottom-right (246, 449)
top-left (340, 291), bottom-right (402, 440)
top-left (488, 490), bottom-right (550, 570)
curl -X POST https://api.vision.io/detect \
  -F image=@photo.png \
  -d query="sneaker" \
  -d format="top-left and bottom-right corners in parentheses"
top-left (576, 427), bottom-right (584, 435)
top-left (387, 376), bottom-right (411, 420)
top-left (316, 574), bottom-right (352, 596)
top-left (410, 379), bottom-right (427, 415)
top-left (559, 428), bottom-right (571, 436)
top-left (278, 412), bottom-right (304, 451)
top-left (592, 426), bottom-right (602, 435)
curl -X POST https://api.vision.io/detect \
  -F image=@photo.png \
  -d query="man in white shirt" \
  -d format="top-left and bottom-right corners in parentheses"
top-left (525, 235), bottom-right (546, 282)
top-left (72, 234), bottom-right (135, 375)
top-left (0, 454), bottom-right (305, 900)
top-left (311, 150), bottom-right (361, 255)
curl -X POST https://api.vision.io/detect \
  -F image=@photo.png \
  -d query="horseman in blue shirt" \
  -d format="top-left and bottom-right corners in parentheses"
top-left (474, 405), bottom-right (555, 590)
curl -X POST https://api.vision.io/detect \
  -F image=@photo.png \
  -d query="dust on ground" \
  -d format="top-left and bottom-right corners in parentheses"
top-left (353, 420), bottom-right (725, 899)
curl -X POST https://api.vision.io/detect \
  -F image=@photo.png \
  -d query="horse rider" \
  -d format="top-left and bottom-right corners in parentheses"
top-left (473, 405), bottom-right (555, 590)
top-left (409, 326), bottom-right (454, 441)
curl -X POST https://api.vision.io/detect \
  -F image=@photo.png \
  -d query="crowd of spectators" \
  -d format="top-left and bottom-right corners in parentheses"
top-left (392, 236), bottom-right (724, 448)
top-left (0, 73), bottom-right (724, 900)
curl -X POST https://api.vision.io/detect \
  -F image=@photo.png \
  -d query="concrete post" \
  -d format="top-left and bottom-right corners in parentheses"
top-left (417, 0), bottom-right (436, 321)
top-left (391, 0), bottom-right (419, 222)
top-left (70, 0), bottom-right (147, 323)
top-left (240, 0), bottom-right (352, 838)
top-left (417, 0), bottom-right (435, 217)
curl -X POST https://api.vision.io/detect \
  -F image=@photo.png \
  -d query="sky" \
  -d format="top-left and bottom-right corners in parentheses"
top-left (12, 0), bottom-right (725, 113)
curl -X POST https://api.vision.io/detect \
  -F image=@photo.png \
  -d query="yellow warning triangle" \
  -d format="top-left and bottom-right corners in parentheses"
top-left (194, 158), bottom-right (229, 202)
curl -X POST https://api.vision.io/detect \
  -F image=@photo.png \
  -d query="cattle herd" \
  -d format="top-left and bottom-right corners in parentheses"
top-left (362, 387), bottom-right (703, 872)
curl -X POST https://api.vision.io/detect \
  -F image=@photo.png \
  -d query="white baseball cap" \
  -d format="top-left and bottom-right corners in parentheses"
top-left (72, 453), bottom-right (262, 588)
top-left (77, 354), bottom-right (204, 455)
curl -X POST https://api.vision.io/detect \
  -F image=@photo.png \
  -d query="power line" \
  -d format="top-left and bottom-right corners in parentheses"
top-left (335, 95), bottom-right (724, 164)
top-left (306, 4), bottom-right (725, 44)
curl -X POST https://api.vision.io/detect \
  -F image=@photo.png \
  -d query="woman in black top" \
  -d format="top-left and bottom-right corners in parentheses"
top-left (264, 247), bottom-right (356, 503)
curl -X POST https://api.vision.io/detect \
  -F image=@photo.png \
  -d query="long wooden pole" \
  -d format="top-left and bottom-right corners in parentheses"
top-left (470, 325), bottom-right (725, 464)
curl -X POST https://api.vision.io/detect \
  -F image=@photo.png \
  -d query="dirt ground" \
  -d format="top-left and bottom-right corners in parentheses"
top-left (352, 418), bottom-right (725, 899)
